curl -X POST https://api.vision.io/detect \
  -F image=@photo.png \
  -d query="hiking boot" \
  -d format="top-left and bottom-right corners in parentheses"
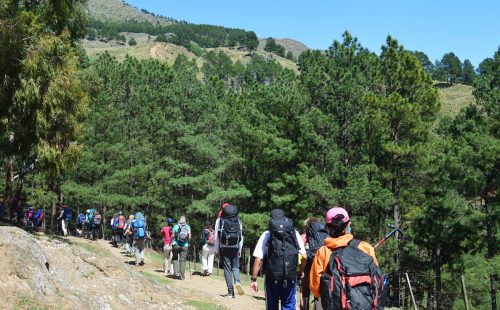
top-left (139, 261), bottom-right (145, 266)
top-left (234, 282), bottom-right (245, 296)
top-left (224, 288), bottom-right (235, 298)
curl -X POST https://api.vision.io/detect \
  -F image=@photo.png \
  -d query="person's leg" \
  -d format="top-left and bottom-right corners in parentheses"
top-left (301, 264), bottom-right (312, 310)
top-left (220, 247), bottom-right (236, 296)
top-left (230, 248), bottom-right (241, 284)
top-left (134, 239), bottom-right (144, 264)
top-left (280, 279), bottom-right (297, 310)
top-left (115, 229), bottom-right (121, 246)
top-left (61, 219), bottom-right (67, 236)
top-left (172, 245), bottom-right (180, 276)
top-left (201, 244), bottom-right (209, 273)
top-left (207, 246), bottom-right (215, 274)
top-left (163, 245), bottom-right (170, 275)
top-left (264, 277), bottom-right (280, 310)
top-left (178, 246), bottom-right (188, 279)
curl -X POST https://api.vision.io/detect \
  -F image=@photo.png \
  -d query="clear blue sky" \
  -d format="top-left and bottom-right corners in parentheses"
top-left (126, 0), bottom-right (499, 67)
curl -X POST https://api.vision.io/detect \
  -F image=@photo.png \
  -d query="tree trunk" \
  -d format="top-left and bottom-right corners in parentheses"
top-left (491, 274), bottom-right (497, 310)
top-left (484, 196), bottom-right (495, 259)
top-left (435, 246), bottom-right (442, 310)
top-left (13, 172), bottom-right (24, 223)
top-left (5, 156), bottom-right (14, 219)
top-left (427, 283), bottom-right (434, 309)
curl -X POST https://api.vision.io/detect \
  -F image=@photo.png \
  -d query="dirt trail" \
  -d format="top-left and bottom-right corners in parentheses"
top-left (84, 237), bottom-right (267, 310)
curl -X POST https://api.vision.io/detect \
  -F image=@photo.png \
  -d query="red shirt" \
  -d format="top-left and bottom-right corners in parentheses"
top-left (161, 226), bottom-right (173, 246)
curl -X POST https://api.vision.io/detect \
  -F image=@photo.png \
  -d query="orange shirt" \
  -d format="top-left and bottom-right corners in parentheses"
top-left (309, 234), bottom-right (378, 298)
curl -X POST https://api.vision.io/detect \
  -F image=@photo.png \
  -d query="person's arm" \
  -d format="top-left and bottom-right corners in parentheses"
top-left (249, 231), bottom-right (268, 293)
top-left (296, 230), bottom-right (307, 277)
top-left (238, 221), bottom-right (244, 255)
top-left (214, 219), bottom-right (220, 253)
top-left (309, 246), bottom-right (328, 298)
top-left (250, 257), bottom-right (263, 293)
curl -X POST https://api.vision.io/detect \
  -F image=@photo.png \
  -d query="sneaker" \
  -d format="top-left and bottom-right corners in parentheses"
top-left (234, 282), bottom-right (245, 296)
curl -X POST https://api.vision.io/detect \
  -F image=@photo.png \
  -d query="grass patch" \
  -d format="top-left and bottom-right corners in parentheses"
top-left (437, 83), bottom-right (475, 117)
top-left (185, 300), bottom-right (227, 310)
top-left (142, 271), bottom-right (174, 285)
top-left (15, 293), bottom-right (53, 310)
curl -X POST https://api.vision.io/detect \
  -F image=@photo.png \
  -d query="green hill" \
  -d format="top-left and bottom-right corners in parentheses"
top-left (436, 83), bottom-right (476, 117)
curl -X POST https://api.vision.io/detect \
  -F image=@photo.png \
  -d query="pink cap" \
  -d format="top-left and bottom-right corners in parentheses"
top-left (325, 207), bottom-right (350, 224)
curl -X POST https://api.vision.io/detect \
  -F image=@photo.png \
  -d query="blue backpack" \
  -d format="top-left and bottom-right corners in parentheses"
top-left (133, 218), bottom-right (145, 239)
top-left (77, 213), bottom-right (86, 224)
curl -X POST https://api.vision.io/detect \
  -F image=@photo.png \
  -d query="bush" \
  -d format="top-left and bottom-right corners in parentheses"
top-left (128, 37), bottom-right (137, 46)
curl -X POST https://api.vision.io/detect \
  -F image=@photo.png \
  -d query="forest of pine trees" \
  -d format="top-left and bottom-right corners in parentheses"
top-left (1, 1), bottom-right (498, 309)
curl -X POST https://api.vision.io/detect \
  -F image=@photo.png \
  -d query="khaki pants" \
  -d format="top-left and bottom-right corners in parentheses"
top-left (163, 244), bottom-right (173, 274)
top-left (134, 238), bottom-right (145, 264)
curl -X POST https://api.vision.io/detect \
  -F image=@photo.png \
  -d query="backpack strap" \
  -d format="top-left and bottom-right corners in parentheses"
top-left (349, 238), bottom-right (361, 249)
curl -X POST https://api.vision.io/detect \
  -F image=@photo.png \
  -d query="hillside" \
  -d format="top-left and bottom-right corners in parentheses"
top-left (257, 38), bottom-right (310, 58)
top-left (436, 83), bottom-right (476, 116)
top-left (86, 0), bottom-right (172, 24)
top-left (82, 33), bottom-right (298, 71)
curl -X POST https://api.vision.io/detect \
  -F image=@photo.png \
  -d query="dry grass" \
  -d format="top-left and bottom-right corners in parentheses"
top-left (437, 83), bottom-right (475, 117)
top-left (83, 37), bottom-right (298, 72)
top-left (86, 0), bottom-right (172, 24)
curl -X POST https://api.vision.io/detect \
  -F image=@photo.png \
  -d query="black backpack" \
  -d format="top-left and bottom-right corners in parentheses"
top-left (219, 205), bottom-right (241, 247)
top-left (306, 221), bottom-right (329, 260)
top-left (319, 239), bottom-right (386, 310)
top-left (265, 216), bottom-right (299, 281)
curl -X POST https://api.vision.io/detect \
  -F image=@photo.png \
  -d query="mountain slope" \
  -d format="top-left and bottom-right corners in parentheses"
top-left (257, 38), bottom-right (310, 58)
top-left (87, 0), bottom-right (172, 24)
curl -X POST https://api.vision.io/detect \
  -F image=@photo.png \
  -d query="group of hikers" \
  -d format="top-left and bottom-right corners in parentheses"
top-left (156, 203), bottom-right (386, 310)
top-left (21, 201), bottom-right (385, 309)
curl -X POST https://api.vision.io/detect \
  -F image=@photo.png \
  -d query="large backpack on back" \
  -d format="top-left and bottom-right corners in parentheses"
top-left (306, 221), bottom-right (329, 260)
top-left (319, 239), bottom-right (386, 310)
top-left (219, 205), bottom-right (241, 247)
top-left (93, 213), bottom-right (102, 225)
top-left (176, 224), bottom-right (189, 243)
top-left (133, 218), bottom-right (146, 239)
top-left (265, 216), bottom-right (299, 281)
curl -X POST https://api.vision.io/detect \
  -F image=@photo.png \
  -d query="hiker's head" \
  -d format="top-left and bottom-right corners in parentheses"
top-left (325, 207), bottom-right (350, 238)
top-left (166, 218), bottom-right (174, 225)
top-left (303, 217), bottom-right (319, 233)
top-left (118, 211), bottom-right (123, 215)
top-left (178, 216), bottom-right (186, 224)
top-left (204, 220), bottom-right (211, 228)
top-left (270, 209), bottom-right (285, 219)
top-left (135, 212), bottom-right (144, 219)
top-left (63, 204), bottom-right (68, 209)
top-left (129, 215), bottom-right (134, 220)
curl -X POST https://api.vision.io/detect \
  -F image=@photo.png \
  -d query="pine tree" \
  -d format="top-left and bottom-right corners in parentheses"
top-left (461, 59), bottom-right (476, 85)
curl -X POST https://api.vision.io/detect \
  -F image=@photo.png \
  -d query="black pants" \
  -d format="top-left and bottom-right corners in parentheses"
top-left (220, 247), bottom-right (241, 291)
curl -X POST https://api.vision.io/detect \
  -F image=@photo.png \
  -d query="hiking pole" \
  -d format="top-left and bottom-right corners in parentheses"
top-left (373, 224), bottom-right (407, 250)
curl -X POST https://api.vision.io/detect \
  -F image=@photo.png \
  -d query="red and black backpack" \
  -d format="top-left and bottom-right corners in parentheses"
top-left (319, 239), bottom-right (386, 310)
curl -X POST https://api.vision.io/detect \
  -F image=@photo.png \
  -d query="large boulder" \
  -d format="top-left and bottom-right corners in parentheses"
top-left (0, 225), bottom-right (184, 309)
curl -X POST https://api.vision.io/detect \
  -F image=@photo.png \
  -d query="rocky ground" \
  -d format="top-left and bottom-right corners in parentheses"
top-left (0, 224), bottom-right (187, 310)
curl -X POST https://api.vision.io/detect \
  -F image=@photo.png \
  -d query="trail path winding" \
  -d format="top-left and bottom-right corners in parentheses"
top-left (85, 237), bottom-right (267, 310)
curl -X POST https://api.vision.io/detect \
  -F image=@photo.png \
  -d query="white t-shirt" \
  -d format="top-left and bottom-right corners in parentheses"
top-left (253, 230), bottom-right (306, 259)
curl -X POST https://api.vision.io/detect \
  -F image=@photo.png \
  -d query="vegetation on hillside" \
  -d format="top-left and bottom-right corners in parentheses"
top-left (87, 19), bottom-right (259, 51)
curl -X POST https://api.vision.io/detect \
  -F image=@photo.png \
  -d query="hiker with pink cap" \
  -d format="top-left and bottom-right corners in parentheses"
top-left (309, 206), bottom-right (385, 309)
